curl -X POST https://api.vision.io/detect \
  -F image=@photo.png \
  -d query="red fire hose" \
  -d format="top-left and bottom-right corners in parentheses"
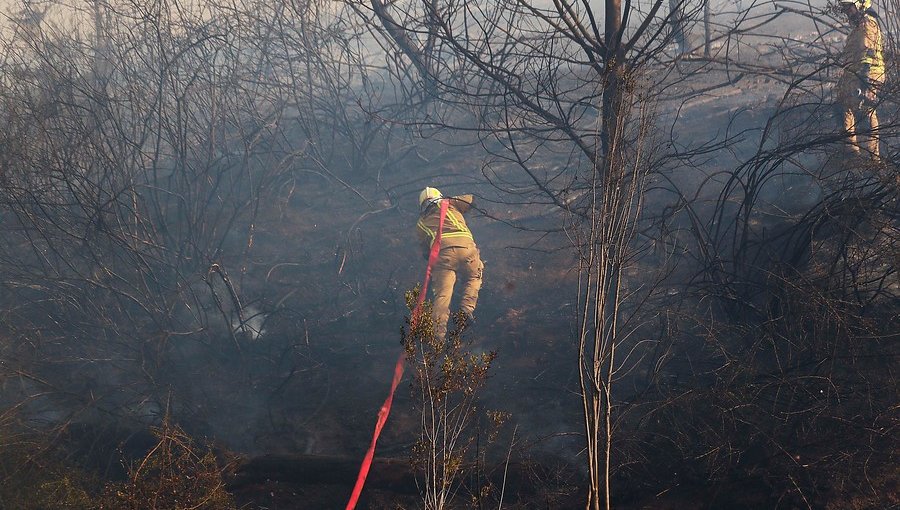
top-left (345, 198), bottom-right (449, 509)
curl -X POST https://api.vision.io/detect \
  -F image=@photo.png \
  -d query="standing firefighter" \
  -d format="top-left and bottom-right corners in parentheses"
top-left (416, 187), bottom-right (484, 339)
top-left (836, 0), bottom-right (885, 157)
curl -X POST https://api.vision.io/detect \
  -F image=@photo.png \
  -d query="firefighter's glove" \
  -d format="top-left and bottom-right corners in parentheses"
top-left (856, 85), bottom-right (877, 109)
top-left (862, 88), bottom-right (877, 108)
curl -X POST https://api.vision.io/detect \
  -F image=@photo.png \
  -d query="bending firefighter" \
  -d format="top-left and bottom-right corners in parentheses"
top-left (836, 0), bottom-right (885, 157)
top-left (416, 187), bottom-right (484, 339)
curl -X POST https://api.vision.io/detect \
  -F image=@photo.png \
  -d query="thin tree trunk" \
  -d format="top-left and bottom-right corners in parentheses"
top-left (704, 1), bottom-right (711, 57)
top-left (601, 0), bottom-right (624, 162)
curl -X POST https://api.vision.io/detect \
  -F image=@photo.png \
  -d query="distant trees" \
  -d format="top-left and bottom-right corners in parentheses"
top-left (0, 0), bottom-right (277, 424)
top-left (0, 0), bottom-right (406, 463)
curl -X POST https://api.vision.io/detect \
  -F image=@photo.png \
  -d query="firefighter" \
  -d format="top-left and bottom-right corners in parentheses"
top-left (836, 0), bottom-right (885, 157)
top-left (416, 187), bottom-right (484, 339)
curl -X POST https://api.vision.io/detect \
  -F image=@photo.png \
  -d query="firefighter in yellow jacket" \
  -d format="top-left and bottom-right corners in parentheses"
top-left (416, 187), bottom-right (484, 339)
top-left (836, 0), bottom-right (885, 157)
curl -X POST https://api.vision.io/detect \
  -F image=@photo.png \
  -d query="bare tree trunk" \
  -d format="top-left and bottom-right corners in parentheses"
top-left (704, 0), bottom-right (711, 57)
top-left (598, 2), bottom-right (624, 509)
top-left (368, 0), bottom-right (437, 98)
top-left (601, 0), bottom-right (624, 161)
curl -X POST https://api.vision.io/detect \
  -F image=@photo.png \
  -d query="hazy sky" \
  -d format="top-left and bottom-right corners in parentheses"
top-left (0, 0), bottom-right (848, 53)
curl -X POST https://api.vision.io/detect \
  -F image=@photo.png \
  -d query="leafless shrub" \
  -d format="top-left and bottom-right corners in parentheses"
top-left (0, 0), bottom-right (411, 453)
top-left (403, 290), bottom-right (497, 510)
top-left (0, 422), bottom-right (97, 510)
top-left (641, 2), bottom-right (899, 505)
top-left (102, 416), bottom-right (237, 510)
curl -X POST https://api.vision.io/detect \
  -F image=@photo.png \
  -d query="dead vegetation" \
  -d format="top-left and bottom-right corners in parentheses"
top-left (0, 417), bottom-right (236, 510)
top-left (0, 0), bottom-right (897, 508)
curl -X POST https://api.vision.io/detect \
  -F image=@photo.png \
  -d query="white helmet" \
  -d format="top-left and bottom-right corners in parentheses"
top-left (419, 187), bottom-right (442, 207)
top-left (838, 0), bottom-right (870, 10)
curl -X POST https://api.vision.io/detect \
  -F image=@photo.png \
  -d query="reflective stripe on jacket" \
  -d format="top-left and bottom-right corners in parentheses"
top-left (416, 195), bottom-right (475, 256)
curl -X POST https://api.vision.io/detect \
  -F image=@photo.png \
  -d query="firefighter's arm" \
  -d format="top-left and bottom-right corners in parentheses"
top-left (859, 18), bottom-right (883, 88)
top-left (450, 194), bottom-right (474, 213)
top-left (416, 222), bottom-right (431, 259)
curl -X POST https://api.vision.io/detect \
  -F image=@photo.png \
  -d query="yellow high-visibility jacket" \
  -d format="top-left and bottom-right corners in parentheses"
top-left (837, 10), bottom-right (885, 107)
top-left (416, 195), bottom-right (475, 257)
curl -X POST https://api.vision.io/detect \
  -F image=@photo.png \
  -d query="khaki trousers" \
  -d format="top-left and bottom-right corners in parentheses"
top-left (431, 244), bottom-right (483, 338)
top-left (842, 104), bottom-right (880, 157)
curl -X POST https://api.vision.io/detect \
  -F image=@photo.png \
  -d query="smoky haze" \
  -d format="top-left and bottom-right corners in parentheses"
top-left (0, 0), bottom-right (896, 508)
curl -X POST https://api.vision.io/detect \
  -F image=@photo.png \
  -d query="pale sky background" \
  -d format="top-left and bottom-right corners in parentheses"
top-left (0, 0), bottom-right (839, 38)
